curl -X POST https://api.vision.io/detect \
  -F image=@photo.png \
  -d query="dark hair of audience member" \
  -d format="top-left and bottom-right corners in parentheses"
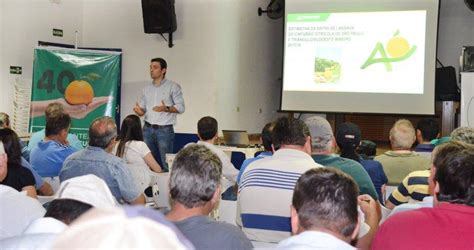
top-left (293, 168), bottom-right (359, 237)
top-left (416, 118), bottom-right (439, 141)
top-left (197, 116), bottom-right (218, 141)
top-left (261, 122), bottom-right (275, 151)
top-left (433, 141), bottom-right (474, 206)
top-left (169, 144), bottom-right (222, 208)
top-left (45, 113), bottom-right (71, 137)
top-left (0, 128), bottom-right (23, 169)
top-left (89, 117), bottom-right (117, 149)
top-left (272, 117), bottom-right (310, 149)
top-left (336, 122), bottom-right (361, 163)
top-left (45, 199), bottom-right (93, 225)
top-left (116, 115), bottom-right (144, 158)
top-left (356, 140), bottom-right (377, 159)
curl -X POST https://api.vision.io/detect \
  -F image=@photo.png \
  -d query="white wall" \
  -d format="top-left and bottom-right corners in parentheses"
top-left (81, 0), bottom-right (282, 133)
top-left (1, 0), bottom-right (472, 133)
top-left (0, 0), bottom-right (84, 115)
top-left (437, 0), bottom-right (474, 75)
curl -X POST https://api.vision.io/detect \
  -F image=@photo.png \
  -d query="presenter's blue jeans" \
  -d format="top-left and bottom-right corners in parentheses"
top-left (143, 124), bottom-right (174, 172)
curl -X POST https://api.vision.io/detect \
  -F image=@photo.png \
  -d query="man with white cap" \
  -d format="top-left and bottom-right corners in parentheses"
top-left (52, 206), bottom-right (195, 249)
top-left (0, 175), bottom-right (116, 249)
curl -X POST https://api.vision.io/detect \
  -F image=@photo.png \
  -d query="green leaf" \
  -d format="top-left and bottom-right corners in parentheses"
top-left (394, 30), bottom-right (400, 37)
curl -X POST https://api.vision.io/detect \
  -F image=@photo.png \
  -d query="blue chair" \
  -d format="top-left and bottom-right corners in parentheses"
top-left (230, 151), bottom-right (246, 170)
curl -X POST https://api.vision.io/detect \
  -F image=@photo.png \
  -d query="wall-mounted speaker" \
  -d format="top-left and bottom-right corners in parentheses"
top-left (141, 0), bottom-right (177, 34)
top-left (435, 66), bottom-right (460, 101)
top-left (466, 0), bottom-right (474, 11)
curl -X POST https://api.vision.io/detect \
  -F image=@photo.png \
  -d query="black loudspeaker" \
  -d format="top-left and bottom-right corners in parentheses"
top-left (466, 0), bottom-right (474, 11)
top-left (435, 66), bottom-right (460, 101)
top-left (141, 0), bottom-right (177, 34)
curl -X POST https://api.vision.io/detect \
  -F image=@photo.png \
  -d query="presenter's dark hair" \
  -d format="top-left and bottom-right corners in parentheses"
top-left (416, 118), bottom-right (439, 141)
top-left (198, 116), bottom-right (218, 141)
top-left (272, 117), bottom-right (309, 148)
top-left (293, 168), bottom-right (359, 237)
top-left (45, 113), bottom-right (71, 137)
top-left (151, 58), bottom-right (168, 76)
top-left (116, 115), bottom-right (144, 158)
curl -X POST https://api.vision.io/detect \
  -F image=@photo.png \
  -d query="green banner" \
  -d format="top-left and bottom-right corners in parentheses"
top-left (30, 47), bottom-right (121, 147)
top-left (287, 13), bottom-right (331, 22)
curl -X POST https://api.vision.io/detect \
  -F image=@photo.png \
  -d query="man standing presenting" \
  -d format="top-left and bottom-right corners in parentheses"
top-left (134, 58), bottom-right (185, 171)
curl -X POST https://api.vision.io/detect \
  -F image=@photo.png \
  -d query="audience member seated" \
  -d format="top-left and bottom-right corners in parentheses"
top-left (0, 129), bottom-right (37, 198)
top-left (450, 126), bottom-right (474, 144)
top-left (194, 116), bottom-right (238, 183)
top-left (0, 112), bottom-right (30, 161)
top-left (384, 170), bottom-right (430, 209)
top-left (30, 113), bottom-right (77, 177)
top-left (238, 117), bottom-right (323, 243)
top-left (278, 168), bottom-right (379, 250)
top-left (305, 116), bottom-right (378, 200)
top-left (113, 114), bottom-right (162, 193)
top-left (357, 140), bottom-right (377, 160)
top-left (0, 174), bottom-right (119, 248)
top-left (375, 119), bottom-right (430, 185)
top-left (414, 118), bottom-right (439, 159)
top-left (237, 122), bottom-right (274, 184)
top-left (28, 103), bottom-right (83, 153)
top-left (166, 144), bottom-right (252, 249)
top-left (52, 206), bottom-right (194, 249)
top-left (0, 113), bottom-right (53, 195)
top-left (373, 141), bottom-right (474, 249)
top-left (60, 116), bottom-right (145, 205)
top-left (0, 184), bottom-right (45, 240)
top-left (388, 128), bottom-right (474, 216)
top-left (336, 122), bottom-right (388, 204)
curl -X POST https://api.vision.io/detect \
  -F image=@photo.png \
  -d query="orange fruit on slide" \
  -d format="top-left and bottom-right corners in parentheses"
top-left (64, 80), bottom-right (94, 105)
top-left (386, 37), bottom-right (410, 58)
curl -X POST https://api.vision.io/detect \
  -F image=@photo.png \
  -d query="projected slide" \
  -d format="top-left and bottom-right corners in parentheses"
top-left (283, 11), bottom-right (426, 94)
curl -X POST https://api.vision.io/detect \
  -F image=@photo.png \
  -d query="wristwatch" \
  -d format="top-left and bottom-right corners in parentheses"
top-left (165, 106), bottom-right (170, 112)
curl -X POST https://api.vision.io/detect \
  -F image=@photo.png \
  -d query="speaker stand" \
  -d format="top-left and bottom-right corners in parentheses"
top-left (159, 33), bottom-right (174, 48)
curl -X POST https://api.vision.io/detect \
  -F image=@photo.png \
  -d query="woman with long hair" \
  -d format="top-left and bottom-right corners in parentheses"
top-left (0, 128), bottom-right (37, 198)
top-left (113, 115), bottom-right (161, 192)
top-left (336, 122), bottom-right (387, 204)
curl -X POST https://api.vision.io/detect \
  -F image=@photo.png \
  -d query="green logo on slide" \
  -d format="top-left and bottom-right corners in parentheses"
top-left (361, 30), bottom-right (416, 72)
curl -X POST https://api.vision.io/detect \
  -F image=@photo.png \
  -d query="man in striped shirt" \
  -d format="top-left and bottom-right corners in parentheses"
top-left (237, 117), bottom-right (323, 243)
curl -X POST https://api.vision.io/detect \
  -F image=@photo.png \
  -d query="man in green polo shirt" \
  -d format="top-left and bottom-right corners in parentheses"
top-left (304, 116), bottom-right (378, 200)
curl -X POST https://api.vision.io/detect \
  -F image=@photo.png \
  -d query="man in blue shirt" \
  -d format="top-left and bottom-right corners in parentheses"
top-left (414, 118), bottom-right (439, 158)
top-left (237, 122), bottom-right (274, 184)
top-left (134, 58), bottom-right (185, 172)
top-left (30, 113), bottom-right (77, 177)
top-left (60, 117), bottom-right (145, 205)
top-left (28, 103), bottom-right (84, 154)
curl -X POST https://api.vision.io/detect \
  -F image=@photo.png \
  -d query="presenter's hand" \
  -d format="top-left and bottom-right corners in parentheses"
top-left (134, 102), bottom-right (145, 116)
top-left (152, 101), bottom-right (167, 113)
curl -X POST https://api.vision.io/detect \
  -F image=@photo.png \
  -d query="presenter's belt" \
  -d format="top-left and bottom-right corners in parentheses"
top-left (144, 121), bottom-right (173, 129)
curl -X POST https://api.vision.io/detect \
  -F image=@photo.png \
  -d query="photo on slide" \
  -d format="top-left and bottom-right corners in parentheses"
top-left (314, 48), bottom-right (342, 84)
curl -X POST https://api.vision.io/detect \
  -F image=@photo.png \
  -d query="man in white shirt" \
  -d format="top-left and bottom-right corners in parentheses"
top-left (195, 116), bottom-right (238, 183)
top-left (278, 168), bottom-right (376, 249)
top-left (238, 117), bottom-right (324, 243)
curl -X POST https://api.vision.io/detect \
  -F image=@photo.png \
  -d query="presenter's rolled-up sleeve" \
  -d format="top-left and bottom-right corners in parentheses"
top-left (172, 84), bottom-right (185, 113)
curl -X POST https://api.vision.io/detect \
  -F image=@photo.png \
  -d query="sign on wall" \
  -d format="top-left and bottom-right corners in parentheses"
top-left (30, 47), bottom-right (121, 146)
